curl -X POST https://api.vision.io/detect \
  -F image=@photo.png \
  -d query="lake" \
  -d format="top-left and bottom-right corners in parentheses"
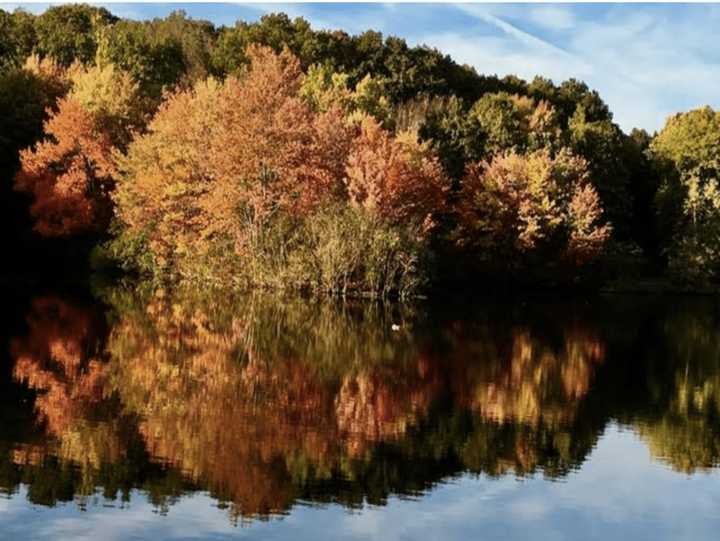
top-left (1, 284), bottom-right (720, 540)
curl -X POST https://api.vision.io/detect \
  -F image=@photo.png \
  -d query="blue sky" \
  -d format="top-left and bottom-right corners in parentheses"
top-left (5, 2), bottom-right (720, 133)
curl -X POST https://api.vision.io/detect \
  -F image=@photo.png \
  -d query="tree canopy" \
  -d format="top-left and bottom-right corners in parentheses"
top-left (0, 5), bottom-right (716, 291)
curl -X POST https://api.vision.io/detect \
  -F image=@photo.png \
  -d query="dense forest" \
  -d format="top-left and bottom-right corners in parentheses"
top-left (1, 5), bottom-right (719, 295)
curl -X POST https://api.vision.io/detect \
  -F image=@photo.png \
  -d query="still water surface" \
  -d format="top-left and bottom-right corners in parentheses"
top-left (1, 285), bottom-right (720, 540)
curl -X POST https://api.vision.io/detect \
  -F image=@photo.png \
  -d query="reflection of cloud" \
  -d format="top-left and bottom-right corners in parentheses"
top-left (6, 425), bottom-right (720, 541)
top-left (6, 490), bottom-right (240, 541)
top-left (508, 498), bottom-right (550, 520)
top-left (334, 425), bottom-right (720, 541)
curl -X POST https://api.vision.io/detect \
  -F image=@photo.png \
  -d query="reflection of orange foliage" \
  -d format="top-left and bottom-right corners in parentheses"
top-left (108, 294), bottom-right (442, 517)
top-left (335, 356), bottom-right (442, 456)
top-left (110, 297), bottom-right (334, 517)
top-left (561, 327), bottom-right (605, 399)
top-left (11, 297), bottom-right (107, 438)
top-left (450, 324), bottom-right (605, 426)
top-left (106, 293), bottom-right (610, 515)
top-left (12, 444), bottom-right (50, 467)
top-left (8, 291), bottom-right (612, 517)
top-left (137, 354), bottom-right (336, 517)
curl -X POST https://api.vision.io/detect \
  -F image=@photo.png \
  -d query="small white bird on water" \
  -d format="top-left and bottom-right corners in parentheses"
top-left (391, 323), bottom-right (401, 331)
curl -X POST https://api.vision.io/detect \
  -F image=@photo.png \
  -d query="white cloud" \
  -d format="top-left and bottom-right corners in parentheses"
top-left (457, 4), bottom-right (576, 58)
top-left (418, 4), bottom-right (720, 132)
top-left (527, 6), bottom-right (577, 31)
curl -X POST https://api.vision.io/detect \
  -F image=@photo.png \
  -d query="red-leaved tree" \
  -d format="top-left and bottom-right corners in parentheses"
top-left (345, 116), bottom-right (450, 232)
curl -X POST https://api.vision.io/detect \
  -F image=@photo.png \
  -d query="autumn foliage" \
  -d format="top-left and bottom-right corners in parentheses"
top-left (14, 97), bottom-right (116, 237)
top-left (345, 116), bottom-right (449, 230)
top-left (6, 288), bottom-right (615, 516)
top-left (13, 61), bottom-right (143, 238)
top-left (11, 297), bottom-right (108, 443)
top-left (456, 149), bottom-right (611, 271)
top-left (113, 45), bottom-right (451, 293)
top-left (202, 46), bottom-right (353, 241)
top-left (108, 46), bottom-right (611, 292)
top-left (10, 6), bottom-right (720, 289)
top-left (11, 43), bottom-right (611, 292)
top-left (115, 47), bottom-right (353, 267)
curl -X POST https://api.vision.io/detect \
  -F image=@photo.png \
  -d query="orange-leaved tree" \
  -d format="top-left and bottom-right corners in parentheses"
top-left (456, 149), bottom-right (611, 268)
top-left (14, 62), bottom-right (144, 238)
top-left (67, 62), bottom-right (148, 149)
top-left (115, 45), bottom-right (352, 271)
top-left (202, 45), bottom-right (352, 248)
top-left (113, 78), bottom-right (225, 269)
top-left (14, 97), bottom-right (116, 237)
top-left (567, 182), bottom-right (612, 266)
top-left (345, 115), bottom-right (450, 232)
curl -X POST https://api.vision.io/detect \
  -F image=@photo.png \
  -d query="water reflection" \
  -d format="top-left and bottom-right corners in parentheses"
top-left (629, 306), bottom-right (720, 474)
top-left (2, 287), bottom-right (720, 522)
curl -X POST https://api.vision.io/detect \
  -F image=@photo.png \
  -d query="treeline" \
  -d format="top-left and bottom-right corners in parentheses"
top-left (1, 5), bottom-right (718, 294)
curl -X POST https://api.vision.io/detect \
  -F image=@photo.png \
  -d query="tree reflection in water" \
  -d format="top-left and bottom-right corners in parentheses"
top-left (2, 287), bottom-right (720, 521)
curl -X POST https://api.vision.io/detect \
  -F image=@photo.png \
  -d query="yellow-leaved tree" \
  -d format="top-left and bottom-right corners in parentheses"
top-left (456, 149), bottom-right (611, 271)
